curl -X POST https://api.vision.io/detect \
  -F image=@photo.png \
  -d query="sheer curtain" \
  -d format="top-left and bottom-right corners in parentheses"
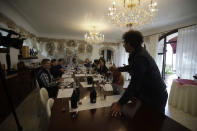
top-left (114, 44), bottom-right (129, 80)
top-left (155, 39), bottom-right (164, 74)
top-left (176, 25), bottom-right (197, 79)
top-left (144, 34), bottom-right (163, 74)
top-left (144, 34), bottom-right (159, 60)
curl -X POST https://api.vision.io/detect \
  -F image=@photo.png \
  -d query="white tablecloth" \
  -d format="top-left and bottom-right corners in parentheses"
top-left (57, 88), bottom-right (73, 98)
top-left (75, 74), bottom-right (93, 77)
top-left (80, 82), bottom-right (92, 88)
top-left (169, 79), bottom-right (197, 116)
top-left (69, 95), bottom-right (121, 112)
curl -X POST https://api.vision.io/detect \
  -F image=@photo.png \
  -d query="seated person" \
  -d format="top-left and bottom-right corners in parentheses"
top-left (97, 58), bottom-right (108, 75)
top-left (92, 59), bottom-right (99, 71)
top-left (112, 71), bottom-right (124, 95)
top-left (56, 58), bottom-right (65, 71)
top-left (84, 58), bottom-right (91, 68)
top-left (37, 59), bottom-right (62, 98)
top-left (50, 59), bottom-right (63, 78)
top-left (71, 58), bottom-right (77, 68)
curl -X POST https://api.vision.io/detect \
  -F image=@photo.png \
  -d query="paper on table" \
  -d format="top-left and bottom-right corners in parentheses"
top-left (93, 77), bottom-right (99, 81)
top-left (64, 78), bottom-right (74, 83)
top-left (69, 95), bottom-right (121, 112)
top-left (103, 84), bottom-right (113, 91)
top-left (75, 74), bottom-right (93, 77)
top-left (57, 88), bottom-right (73, 98)
top-left (80, 82), bottom-right (92, 88)
top-left (62, 74), bottom-right (72, 78)
top-left (75, 74), bottom-right (85, 77)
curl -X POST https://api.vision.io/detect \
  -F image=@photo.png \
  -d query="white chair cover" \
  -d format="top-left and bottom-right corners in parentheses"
top-left (40, 88), bottom-right (49, 108)
top-left (35, 80), bottom-right (41, 117)
top-left (39, 88), bottom-right (49, 131)
top-left (46, 98), bottom-right (54, 119)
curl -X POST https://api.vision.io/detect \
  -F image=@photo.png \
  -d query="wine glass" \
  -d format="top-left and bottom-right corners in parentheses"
top-left (60, 85), bottom-right (66, 112)
top-left (109, 72), bottom-right (113, 84)
top-left (99, 84), bottom-right (105, 104)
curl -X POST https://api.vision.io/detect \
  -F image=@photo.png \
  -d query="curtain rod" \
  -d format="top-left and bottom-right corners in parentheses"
top-left (144, 23), bottom-right (197, 37)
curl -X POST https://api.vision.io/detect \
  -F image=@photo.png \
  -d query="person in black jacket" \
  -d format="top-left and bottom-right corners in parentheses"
top-left (56, 58), bottom-right (65, 71)
top-left (97, 58), bottom-right (108, 75)
top-left (110, 30), bottom-right (168, 116)
top-left (50, 59), bottom-right (63, 79)
top-left (84, 58), bottom-right (91, 68)
top-left (92, 59), bottom-right (99, 72)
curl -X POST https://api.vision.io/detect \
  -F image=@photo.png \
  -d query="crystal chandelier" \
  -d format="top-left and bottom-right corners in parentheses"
top-left (108, 0), bottom-right (158, 29)
top-left (84, 26), bottom-right (104, 44)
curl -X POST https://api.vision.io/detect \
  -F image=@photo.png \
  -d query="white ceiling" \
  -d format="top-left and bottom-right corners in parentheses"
top-left (4, 0), bottom-right (197, 42)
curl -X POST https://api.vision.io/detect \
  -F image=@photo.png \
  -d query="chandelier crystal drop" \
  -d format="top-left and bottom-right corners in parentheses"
top-left (84, 26), bottom-right (104, 44)
top-left (108, 0), bottom-right (158, 29)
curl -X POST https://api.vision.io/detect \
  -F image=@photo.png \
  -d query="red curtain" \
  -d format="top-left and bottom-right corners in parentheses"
top-left (168, 36), bottom-right (177, 54)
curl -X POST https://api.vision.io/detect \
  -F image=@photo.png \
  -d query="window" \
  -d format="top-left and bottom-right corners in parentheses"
top-left (158, 30), bottom-right (178, 79)
top-left (99, 47), bottom-right (114, 63)
top-left (0, 30), bottom-right (8, 48)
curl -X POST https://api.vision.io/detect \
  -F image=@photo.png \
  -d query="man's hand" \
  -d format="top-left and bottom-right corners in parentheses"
top-left (60, 68), bottom-right (64, 72)
top-left (111, 102), bottom-right (121, 117)
top-left (109, 66), bottom-right (118, 72)
top-left (57, 78), bottom-right (63, 83)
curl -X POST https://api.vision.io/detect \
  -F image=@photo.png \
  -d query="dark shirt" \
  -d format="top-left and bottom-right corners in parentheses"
top-left (97, 65), bottom-right (108, 75)
top-left (118, 47), bottom-right (168, 112)
top-left (92, 63), bottom-right (98, 71)
top-left (50, 65), bottom-right (63, 78)
top-left (84, 63), bottom-right (91, 68)
top-left (56, 64), bottom-right (63, 69)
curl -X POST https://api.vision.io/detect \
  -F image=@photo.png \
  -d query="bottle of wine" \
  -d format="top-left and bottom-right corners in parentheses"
top-left (75, 81), bottom-right (80, 102)
top-left (90, 82), bottom-right (97, 103)
top-left (31, 49), bottom-right (34, 56)
top-left (71, 90), bottom-right (78, 109)
top-left (29, 49), bottom-right (32, 56)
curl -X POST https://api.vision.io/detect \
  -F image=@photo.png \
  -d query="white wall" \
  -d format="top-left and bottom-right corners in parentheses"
top-left (0, 0), bottom-right (37, 35)
top-left (0, 48), bottom-right (19, 69)
top-left (37, 41), bottom-right (119, 64)
top-left (0, 24), bottom-right (19, 69)
top-left (0, 1), bottom-right (38, 69)
top-left (0, 1), bottom-right (120, 68)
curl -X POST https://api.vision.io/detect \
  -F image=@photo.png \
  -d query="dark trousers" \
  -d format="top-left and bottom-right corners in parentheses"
top-left (46, 86), bottom-right (58, 98)
top-left (141, 90), bottom-right (168, 114)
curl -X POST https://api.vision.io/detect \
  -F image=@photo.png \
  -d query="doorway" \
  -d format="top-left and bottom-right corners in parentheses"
top-left (158, 30), bottom-right (178, 80)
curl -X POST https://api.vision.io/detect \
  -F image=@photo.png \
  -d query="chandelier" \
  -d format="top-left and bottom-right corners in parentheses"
top-left (108, 0), bottom-right (158, 29)
top-left (84, 26), bottom-right (104, 44)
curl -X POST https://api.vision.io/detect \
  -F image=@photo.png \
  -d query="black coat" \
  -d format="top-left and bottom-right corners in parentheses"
top-left (118, 47), bottom-right (168, 112)
top-left (97, 65), bottom-right (108, 75)
top-left (50, 65), bottom-right (63, 78)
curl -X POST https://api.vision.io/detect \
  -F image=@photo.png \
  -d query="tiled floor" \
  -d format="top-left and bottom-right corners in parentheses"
top-left (0, 89), bottom-right (40, 131)
top-left (0, 75), bottom-right (197, 131)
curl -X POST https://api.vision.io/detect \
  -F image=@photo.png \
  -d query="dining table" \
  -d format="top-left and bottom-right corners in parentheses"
top-left (49, 71), bottom-right (189, 131)
top-left (169, 79), bottom-right (197, 116)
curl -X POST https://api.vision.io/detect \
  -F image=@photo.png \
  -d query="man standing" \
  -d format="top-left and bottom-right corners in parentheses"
top-left (37, 59), bottom-right (62, 98)
top-left (111, 30), bottom-right (168, 116)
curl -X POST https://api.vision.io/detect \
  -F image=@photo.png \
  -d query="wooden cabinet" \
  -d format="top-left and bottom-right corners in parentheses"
top-left (0, 70), bottom-right (35, 124)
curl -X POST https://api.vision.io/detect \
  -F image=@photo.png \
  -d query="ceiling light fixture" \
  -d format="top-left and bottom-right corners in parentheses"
top-left (108, 0), bottom-right (158, 29)
top-left (84, 26), bottom-right (104, 44)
